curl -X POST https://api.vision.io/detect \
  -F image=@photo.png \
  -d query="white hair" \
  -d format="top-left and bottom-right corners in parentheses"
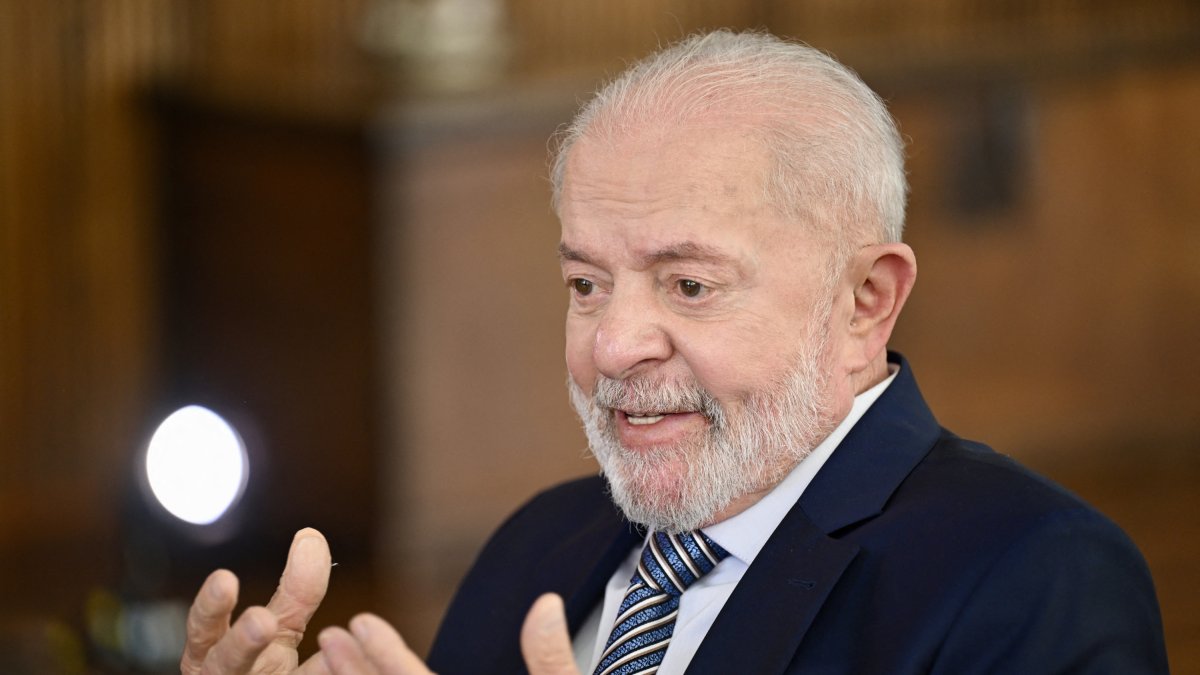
top-left (550, 29), bottom-right (908, 256)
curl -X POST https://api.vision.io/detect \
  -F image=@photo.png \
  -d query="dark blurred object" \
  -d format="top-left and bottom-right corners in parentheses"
top-left (0, 617), bottom-right (87, 675)
top-left (944, 84), bottom-right (1031, 218)
top-left (148, 78), bottom-right (382, 578)
top-left (86, 588), bottom-right (187, 673)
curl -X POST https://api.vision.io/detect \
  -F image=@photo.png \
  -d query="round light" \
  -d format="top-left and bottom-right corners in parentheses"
top-left (144, 406), bottom-right (248, 525)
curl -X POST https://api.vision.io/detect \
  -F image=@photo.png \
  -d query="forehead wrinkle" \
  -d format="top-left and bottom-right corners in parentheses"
top-left (564, 176), bottom-right (706, 219)
top-left (559, 238), bottom-right (755, 277)
top-left (638, 241), bottom-right (741, 268)
top-left (564, 130), bottom-right (762, 215)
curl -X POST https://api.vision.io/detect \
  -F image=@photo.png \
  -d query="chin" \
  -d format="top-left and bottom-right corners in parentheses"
top-left (613, 459), bottom-right (688, 506)
top-left (600, 449), bottom-right (728, 533)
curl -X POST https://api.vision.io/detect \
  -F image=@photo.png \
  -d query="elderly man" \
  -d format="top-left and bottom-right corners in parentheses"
top-left (182, 30), bottom-right (1167, 674)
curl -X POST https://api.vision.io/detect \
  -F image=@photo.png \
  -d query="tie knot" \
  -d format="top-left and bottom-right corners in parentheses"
top-left (635, 531), bottom-right (730, 597)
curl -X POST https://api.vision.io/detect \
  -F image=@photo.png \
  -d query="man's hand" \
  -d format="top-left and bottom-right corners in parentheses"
top-left (182, 528), bottom-right (579, 675)
top-left (316, 594), bottom-right (580, 675)
top-left (520, 594), bottom-right (580, 675)
top-left (181, 528), bottom-right (333, 674)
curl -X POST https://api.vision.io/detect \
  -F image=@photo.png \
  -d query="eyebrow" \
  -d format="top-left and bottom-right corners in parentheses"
top-left (557, 242), bottom-right (593, 264)
top-left (558, 241), bottom-right (739, 268)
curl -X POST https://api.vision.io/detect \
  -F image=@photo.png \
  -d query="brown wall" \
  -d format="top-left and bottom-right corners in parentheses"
top-left (2, 1), bottom-right (1197, 671)
top-left (895, 65), bottom-right (1200, 453)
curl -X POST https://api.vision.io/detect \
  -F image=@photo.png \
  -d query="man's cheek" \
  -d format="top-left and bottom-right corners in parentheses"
top-left (564, 342), bottom-right (596, 388)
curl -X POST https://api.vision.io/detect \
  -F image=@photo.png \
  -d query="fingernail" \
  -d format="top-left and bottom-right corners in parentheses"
top-left (538, 595), bottom-right (567, 634)
top-left (295, 535), bottom-right (317, 554)
top-left (350, 616), bottom-right (369, 641)
top-left (245, 614), bottom-right (269, 643)
top-left (206, 575), bottom-right (227, 600)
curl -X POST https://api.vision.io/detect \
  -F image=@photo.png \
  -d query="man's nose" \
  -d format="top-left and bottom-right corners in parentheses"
top-left (592, 290), bottom-right (672, 380)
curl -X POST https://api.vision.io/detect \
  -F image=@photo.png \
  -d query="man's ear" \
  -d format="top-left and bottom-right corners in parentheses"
top-left (843, 242), bottom-right (917, 369)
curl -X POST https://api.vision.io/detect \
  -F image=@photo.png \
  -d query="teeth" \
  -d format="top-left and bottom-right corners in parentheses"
top-left (626, 413), bottom-right (666, 426)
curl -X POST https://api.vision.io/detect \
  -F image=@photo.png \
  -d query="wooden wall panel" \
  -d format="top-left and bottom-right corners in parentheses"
top-left (184, 0), bottom-right (369, 84)
top-left (370, 92), bottom-right (588, 650)
top-left (506, 0), bottom-right (762, 76)
top-left (0, 0), bottom-right (377, 544)
top-left (891, 65), bottom-right (1200, 453)
top-left (0, 0), bottom-right (179, 546)
top-left (0, 0), bottom-right (376, 648)
top-left (505, 0), bottom-right (1200, 80)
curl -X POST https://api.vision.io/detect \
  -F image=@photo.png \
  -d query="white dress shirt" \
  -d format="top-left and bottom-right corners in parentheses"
top-left (573, 368), bottom-right (898, 674)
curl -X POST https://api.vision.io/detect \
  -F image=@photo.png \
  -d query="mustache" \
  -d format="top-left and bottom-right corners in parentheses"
top-left (591, 375), bottom-right (725, 424)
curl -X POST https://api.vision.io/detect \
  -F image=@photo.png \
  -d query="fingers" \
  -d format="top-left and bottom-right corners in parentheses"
top-left (199, 606), bottom-right (278, 675)
top-left (182, 529), bottom-right (330, 674)
top-left (351, 614), bottom-right (431, 673)
top-left (317, 615), bottom-right (432, 675)
top-left (317, 627), bottom-right (373, 675)
top-left (296, 651), bottom-right (335, 675)
top-left (266, 528), bottom-right (332, 648)
top-left (182, 569), bottom-right (239, 675)
top-left (521, 594), bottom-right (580, 675)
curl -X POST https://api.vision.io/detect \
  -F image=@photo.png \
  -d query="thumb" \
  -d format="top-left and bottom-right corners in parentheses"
top-left (520, 594), bottom-right (580, 675)
top-left (265, 528), bottom-right (331, 647)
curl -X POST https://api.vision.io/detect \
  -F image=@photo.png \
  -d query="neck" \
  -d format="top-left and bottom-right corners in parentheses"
top-left (851, 351), bottom-right (891, 396)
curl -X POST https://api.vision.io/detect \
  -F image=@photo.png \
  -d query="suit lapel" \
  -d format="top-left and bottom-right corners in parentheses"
top-left (687, 509), bottom-right (860, 674)
top-left (529, 488), bottom-right (644, 634)
top-left (563, 523), bottom-right (644, 633)
top-left (687, 354), bottom-right (941, 673)
top-left (800, 353), bottom-right (941, 534)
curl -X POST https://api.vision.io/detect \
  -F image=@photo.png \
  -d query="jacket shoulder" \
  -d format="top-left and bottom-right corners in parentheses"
top-left (844, 431), bottom-right (1167, 672)
top-left (427, 474), bottom-right (631, 674)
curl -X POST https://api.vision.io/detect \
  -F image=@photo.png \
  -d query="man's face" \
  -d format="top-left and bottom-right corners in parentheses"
top-left (558, 122), bottom-right (845, 532)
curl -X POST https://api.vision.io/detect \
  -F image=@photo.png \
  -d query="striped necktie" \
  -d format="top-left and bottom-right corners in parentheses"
top-left (592, 530), bottom-right (730, 675)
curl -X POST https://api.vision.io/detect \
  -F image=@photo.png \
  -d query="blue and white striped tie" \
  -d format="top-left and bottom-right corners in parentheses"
top-left (592, 531), bottom-right (730, 675)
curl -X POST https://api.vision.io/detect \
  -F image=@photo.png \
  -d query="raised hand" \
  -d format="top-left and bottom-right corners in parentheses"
top-left (182, 529), bottom-right (581, 675)
top-left (181, 528), bottom-right (333, 674)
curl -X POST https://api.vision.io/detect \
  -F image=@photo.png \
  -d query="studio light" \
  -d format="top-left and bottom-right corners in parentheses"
top-left (143, 405), bottom-right (248, 526)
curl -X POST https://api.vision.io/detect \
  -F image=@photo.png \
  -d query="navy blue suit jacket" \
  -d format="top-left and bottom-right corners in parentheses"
top-left (427, 356), bottom-right (1168, 673)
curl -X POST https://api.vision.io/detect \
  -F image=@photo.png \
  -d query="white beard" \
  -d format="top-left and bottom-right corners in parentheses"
top-left (568, 318), bottom-right (837, 534)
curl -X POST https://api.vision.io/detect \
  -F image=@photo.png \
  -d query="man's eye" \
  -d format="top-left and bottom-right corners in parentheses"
top-left (571, 278), bottom-right (594, 296)
top-left (678, 279), bottom-right (704, 298)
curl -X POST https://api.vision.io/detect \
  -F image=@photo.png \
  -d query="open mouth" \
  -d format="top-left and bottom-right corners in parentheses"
top-left (608, 407), bottom-right (710, 448)
top-left (625, 412), bottom-right (667, 426)
top-left (619, 409), bottom-right (706, 426)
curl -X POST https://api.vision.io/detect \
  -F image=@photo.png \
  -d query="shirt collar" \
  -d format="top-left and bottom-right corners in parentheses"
top-left (704, 365), bottom-right (899, 565)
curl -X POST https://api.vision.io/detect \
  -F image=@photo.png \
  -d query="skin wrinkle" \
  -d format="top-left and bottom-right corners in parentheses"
top-left (559, 241), bottom-right (752, 276)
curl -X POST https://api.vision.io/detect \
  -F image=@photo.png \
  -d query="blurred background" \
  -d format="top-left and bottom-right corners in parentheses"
top-left (1, 1), bottom-right (1197, 672)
